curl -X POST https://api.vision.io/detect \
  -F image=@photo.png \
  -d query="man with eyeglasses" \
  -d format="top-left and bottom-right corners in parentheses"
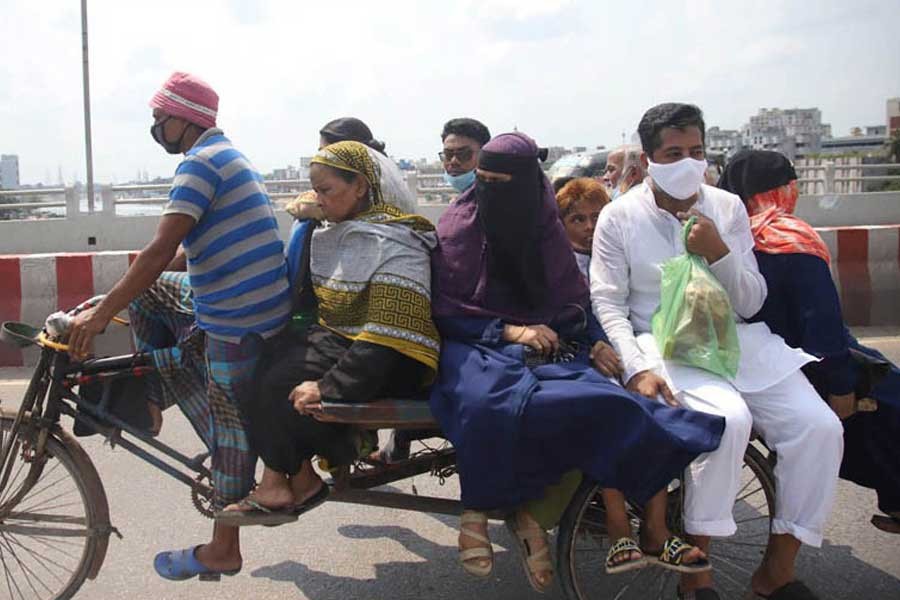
top-left (440, 118), bottom-right (491, 192)
top-left (366, 118), bottom-right (491, 465)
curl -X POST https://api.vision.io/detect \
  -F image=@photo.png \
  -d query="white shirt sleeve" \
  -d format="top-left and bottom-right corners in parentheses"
top-left (707, 197), bottom-right (767, 319)
top-left (590, 209), bottom-right (661, 383)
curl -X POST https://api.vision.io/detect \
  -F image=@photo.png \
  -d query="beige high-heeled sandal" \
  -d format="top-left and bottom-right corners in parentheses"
top-left (458, 510), bottom-right (493, 578)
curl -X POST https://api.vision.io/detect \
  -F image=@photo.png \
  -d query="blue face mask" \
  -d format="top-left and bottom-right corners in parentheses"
top-left (609, 187), bottom-right (621, 201)
top-left (443, 169), bottom-right (476, 193)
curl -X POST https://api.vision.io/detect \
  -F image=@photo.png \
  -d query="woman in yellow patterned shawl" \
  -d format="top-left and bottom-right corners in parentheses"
top-left (220, 141), bottom-right (439, 524)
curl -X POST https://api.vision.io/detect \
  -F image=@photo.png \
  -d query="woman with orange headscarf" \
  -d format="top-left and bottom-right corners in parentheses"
top-left (720, 150), bottom-right (900, 534)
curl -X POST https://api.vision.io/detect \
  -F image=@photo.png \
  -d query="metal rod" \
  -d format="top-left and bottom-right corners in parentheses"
top-left (328, 489), bottom-right (507, 520)
top-left (81, 0), bottom-right (95, 214)
top-left (62, 399), bottom-right (209, 478)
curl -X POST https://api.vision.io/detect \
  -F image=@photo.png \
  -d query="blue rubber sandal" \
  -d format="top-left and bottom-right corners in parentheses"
top-left (153, 546), bottom-right (241, 581)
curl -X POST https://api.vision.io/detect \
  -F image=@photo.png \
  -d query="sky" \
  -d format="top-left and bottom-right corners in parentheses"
top-left (1, 0), bottom-right (899, 185)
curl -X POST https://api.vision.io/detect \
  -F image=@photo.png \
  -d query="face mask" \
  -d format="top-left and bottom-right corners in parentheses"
top-left (151, 116), bottom-right (187, 154)
top-left (610, 187), bottom-right (621, 201)
top-left (647, 157), bottom-right (707, 200)
top-left (443, 169), bottom-right (476, 193)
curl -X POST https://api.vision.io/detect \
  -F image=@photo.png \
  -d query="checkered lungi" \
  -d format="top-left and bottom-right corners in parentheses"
top-left (128, 271), bottom-right (260, 508)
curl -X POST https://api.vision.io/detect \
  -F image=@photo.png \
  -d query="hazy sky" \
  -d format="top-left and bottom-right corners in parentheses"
top-left (2, 0), bottom-right (898, 184)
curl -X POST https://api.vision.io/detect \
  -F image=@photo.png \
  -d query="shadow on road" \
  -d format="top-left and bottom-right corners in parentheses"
top-left (249, 522), bottom-right (554, 599)
top-left (249, 520), bottom-right (899, 600)
top-left (793, 538), bottom-right (900, 599)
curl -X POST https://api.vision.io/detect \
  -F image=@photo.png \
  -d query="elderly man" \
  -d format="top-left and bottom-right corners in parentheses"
top-left (591, 103), bottom-right (842, 600)
top-left (602, 143), bottom-right (645, 199)
top-left (68, 71), bottom-right (291, 582)
top-left (440, 117), bottom-right (491, 192)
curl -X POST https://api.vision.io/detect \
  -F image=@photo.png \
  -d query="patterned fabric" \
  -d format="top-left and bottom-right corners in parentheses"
top-left (311, 201), bottom-right (440, 375)
top-left (310, 140), bottom-right (385, 205)
top-left (128, 272), bottom-right (260, 508)
top-left (164, 127), bottom-right (291, 343)
top-left (747, 181), bottom-right (832, 266)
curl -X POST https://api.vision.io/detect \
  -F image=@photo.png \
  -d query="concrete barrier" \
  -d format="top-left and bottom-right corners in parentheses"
top-left (0, 251), bottom-right (137, 367)
top-left (1, 226), bottom-right (898, 366)
top-left (818, 224), bottom-right (900, 328)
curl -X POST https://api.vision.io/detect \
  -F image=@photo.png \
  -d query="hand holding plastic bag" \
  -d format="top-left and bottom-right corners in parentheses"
top-left (651, 217), bottom-right (740, 379)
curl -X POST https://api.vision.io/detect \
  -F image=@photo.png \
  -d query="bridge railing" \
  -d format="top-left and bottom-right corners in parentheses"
top-left (1, 161), bottom-right (898, 220)
top-left (794, 162), bottom-right (900, 194)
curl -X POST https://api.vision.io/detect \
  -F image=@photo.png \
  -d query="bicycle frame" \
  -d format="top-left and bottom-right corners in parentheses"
top-left (0, 344), bottom-right (214, 506)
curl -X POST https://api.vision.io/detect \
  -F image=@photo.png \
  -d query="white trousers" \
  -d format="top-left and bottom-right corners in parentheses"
top-left (677, 369), bottom-right (843, 547)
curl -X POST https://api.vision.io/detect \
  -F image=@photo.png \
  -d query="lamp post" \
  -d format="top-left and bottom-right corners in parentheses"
top-left (81, 0), bottom-right (95, 213)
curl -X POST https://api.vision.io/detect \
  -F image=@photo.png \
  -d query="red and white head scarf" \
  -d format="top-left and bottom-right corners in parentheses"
top-left (746, 180), bottom-right (831, 265)
top-left (719, 150), bottom-right (830, 265)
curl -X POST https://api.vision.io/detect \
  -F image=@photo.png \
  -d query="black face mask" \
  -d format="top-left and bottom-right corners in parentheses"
top-left (151, 116), bottom-right (188, 154)
top-left (476, 169), bottom-right (546, 308)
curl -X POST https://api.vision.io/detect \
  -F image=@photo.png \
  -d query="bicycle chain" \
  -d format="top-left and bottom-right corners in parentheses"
top-left (191, 472), bottom-right (216, 519)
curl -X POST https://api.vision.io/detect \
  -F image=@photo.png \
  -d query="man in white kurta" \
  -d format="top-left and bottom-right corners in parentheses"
top-left (590, 103), bottom-right (842, 599)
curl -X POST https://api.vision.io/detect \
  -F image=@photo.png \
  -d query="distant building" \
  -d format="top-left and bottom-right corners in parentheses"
top-left (820, 134), bottom-right (886, 156)
top-left (299, 156), bottom-right (314, 179)
top-left (888, 98), bottom-right (900, 135)
top-left (706, 127), bottom-right (744, 158)
top-left (269, 165), bottom-right (299, 181)
top-left (0, 154), bottom-right (19, 189)
top-left (741, 108), bottom-right (832, 159)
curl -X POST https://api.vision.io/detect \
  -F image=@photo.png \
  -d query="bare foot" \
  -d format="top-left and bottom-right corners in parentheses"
top-left (222, 486), bottom-right (294, 513)
top-left (289, 460), bottom-right (325, 506)
top-left (194, 543), bottom-right (241, 573)
top-left (290, 475), bottom-right (325, 505)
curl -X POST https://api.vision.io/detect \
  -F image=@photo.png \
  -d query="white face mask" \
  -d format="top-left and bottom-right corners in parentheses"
top-left (647, 157), bottom-right (708, 200)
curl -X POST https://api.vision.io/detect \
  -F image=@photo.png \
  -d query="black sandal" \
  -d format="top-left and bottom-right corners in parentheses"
top-left (643, 535), bottom-right (711, 574)
top-left (214, 495), bottom-right (298, 527)
top-left (605, 537), bottom-right (646, 574)
top-left (871, 513), bottom-right (900, 534)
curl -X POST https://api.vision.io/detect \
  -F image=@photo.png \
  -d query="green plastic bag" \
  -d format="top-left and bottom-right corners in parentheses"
top-left (651, 217), bottom-right (740, 379)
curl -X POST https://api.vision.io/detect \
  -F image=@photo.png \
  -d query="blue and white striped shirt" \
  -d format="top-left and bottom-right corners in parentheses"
top-left (164, 128), bottom-right (290, 342)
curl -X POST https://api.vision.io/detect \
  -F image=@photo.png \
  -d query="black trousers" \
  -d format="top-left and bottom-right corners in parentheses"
top-left (246, 326), bottom-right (426, 475)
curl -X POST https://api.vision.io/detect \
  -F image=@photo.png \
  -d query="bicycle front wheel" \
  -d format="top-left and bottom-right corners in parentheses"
top-left (0, 414), bottom-right (110, 600)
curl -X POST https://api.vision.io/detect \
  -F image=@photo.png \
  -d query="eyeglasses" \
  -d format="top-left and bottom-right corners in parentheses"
top-left (439, 147), bottom-right (476, 163)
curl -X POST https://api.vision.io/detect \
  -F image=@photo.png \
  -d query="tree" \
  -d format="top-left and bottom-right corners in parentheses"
top-left (888, 130), bottom-right (900, 163)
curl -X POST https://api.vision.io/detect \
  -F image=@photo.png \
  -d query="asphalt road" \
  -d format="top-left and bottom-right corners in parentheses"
top-left (0, 331), bottom-right (898, 600)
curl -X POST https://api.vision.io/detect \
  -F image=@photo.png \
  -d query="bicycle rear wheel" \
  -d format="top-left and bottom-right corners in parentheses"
top-left (557, 444), bottom-right (776, 600)
top-left (0, 414), bottom-right (110, 600)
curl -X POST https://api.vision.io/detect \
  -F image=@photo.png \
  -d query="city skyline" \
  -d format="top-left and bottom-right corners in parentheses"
top-left (1, 0), bottom-right (898, 185)
top-left (6, 99), bottom-right (895, 188)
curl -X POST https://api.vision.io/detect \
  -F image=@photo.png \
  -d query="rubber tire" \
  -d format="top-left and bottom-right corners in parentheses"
top-left (556, 444), bottom-right (777, 600)
top-left (0, 414), bottom-right (112, 600)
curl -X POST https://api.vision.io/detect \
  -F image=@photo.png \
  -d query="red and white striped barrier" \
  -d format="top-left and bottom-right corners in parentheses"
top-left (0, 251), bottom-right (138, 366)
top-left (818, 224), bottom-right (900, 328)
top-left (0, 227), bottom-right (898, 367)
